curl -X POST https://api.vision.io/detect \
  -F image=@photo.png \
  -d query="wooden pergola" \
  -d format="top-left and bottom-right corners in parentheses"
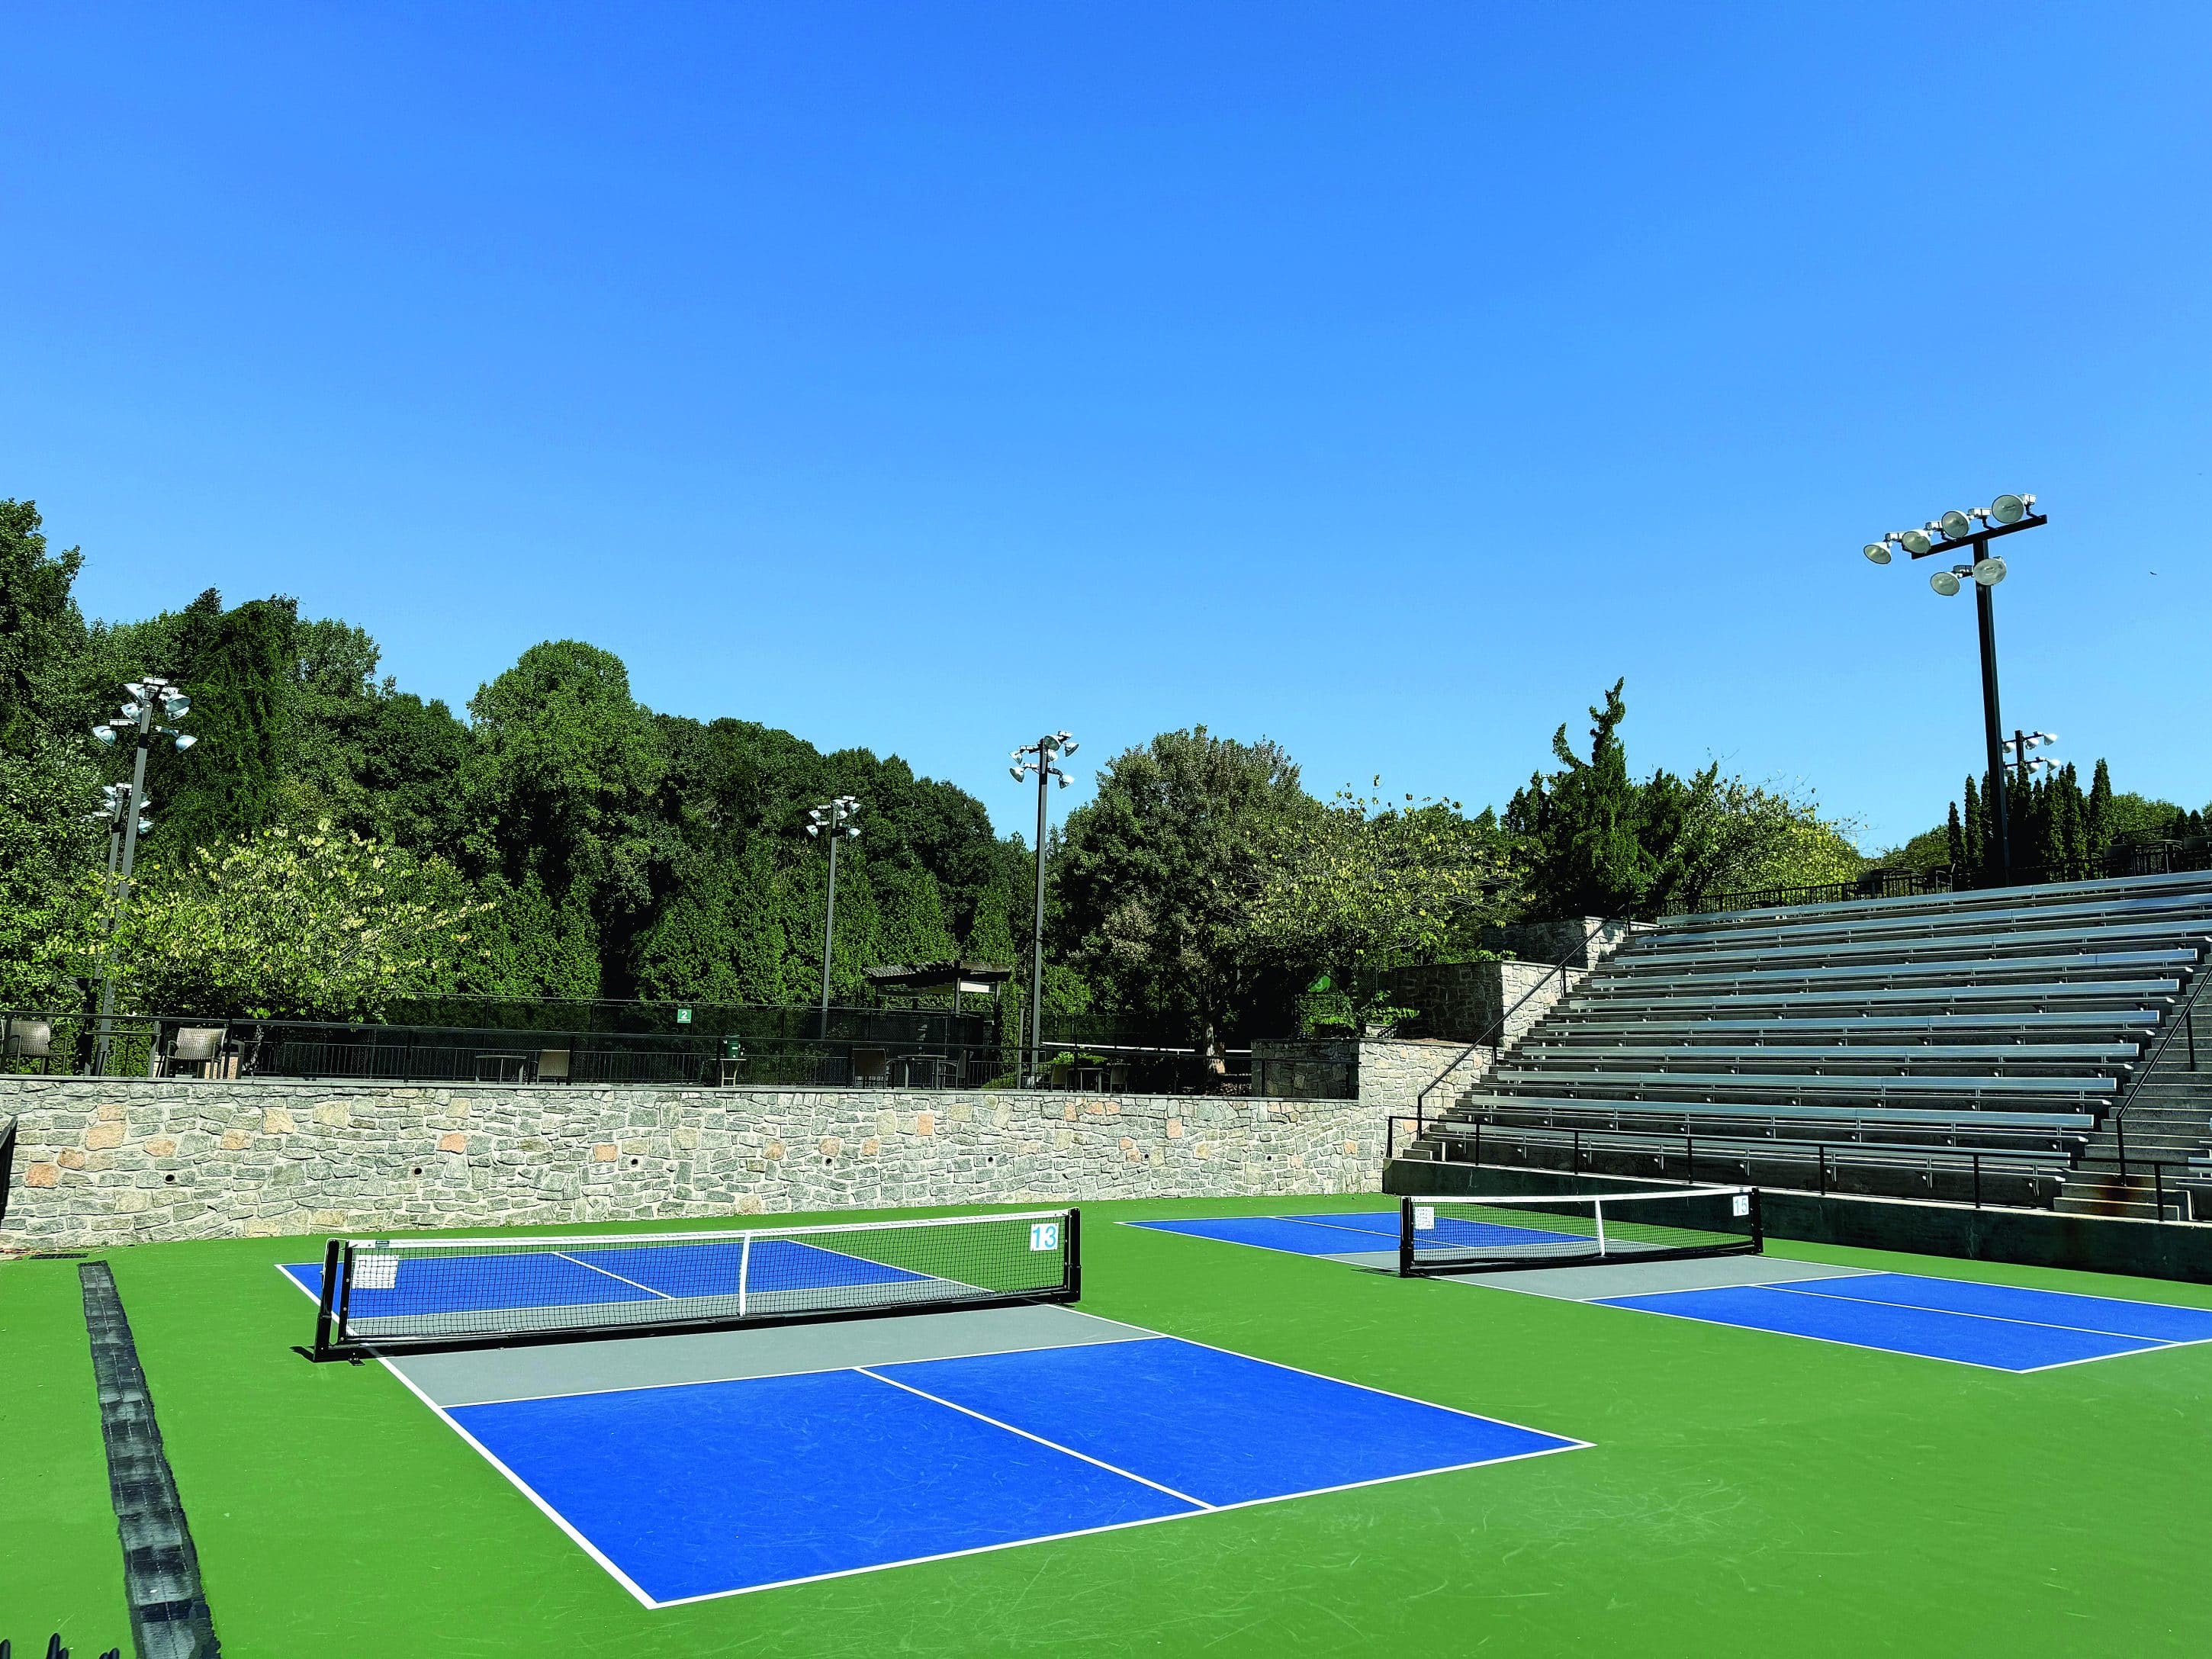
top-left (863, 960), bottom-right (1015, 1013)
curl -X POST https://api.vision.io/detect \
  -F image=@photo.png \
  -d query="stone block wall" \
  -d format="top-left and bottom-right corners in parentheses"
top-left (1381, 958), bottom-right (1590, 1045)
top-left (0, 1078), bottom-right (1388, 1247)
top-left (1351, 1038), bottom-right (1494, 1120)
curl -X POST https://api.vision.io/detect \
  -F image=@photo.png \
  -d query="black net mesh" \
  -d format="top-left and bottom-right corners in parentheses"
top-left (1399, 1188), bottom-right (1759, 1275)
top-left (319, 1209), bottom-right (1076, 1355)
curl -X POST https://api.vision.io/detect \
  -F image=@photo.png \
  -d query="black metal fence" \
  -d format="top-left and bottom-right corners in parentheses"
top-left (0, 1008), bottom-right (1356, 1098)
top-left (1663, 837), bottom-right (2212, 919)
top-left (1389, 1115), bottom-right (2208, 1222)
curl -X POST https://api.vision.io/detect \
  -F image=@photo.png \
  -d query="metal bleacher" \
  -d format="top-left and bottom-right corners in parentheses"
top-left (1400, 868), bottom-right (2212, 1216)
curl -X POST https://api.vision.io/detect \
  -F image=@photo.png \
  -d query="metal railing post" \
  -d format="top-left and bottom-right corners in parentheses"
top-left (1972, 1152), bottom-right (1981, 1210)
top-left (2156, 1161), bottom-right (2167, 1222)
top-left (1818, 1142), bottom-right (1828, 1197)
top-left (2117, 1115), bottom-right (2128, 1181)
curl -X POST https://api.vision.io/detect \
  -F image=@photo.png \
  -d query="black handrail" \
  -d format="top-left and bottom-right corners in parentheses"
top-left (1411, 916), bottom-right (1632, 1134)
top-left (1389, 1114), bottom-right (2205, 1221)
top-left (2106, 950), bottom-right (2208, 1162)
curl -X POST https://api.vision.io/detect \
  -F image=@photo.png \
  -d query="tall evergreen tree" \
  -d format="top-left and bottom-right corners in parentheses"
top-left (156, 595), bottom-right (296, 852)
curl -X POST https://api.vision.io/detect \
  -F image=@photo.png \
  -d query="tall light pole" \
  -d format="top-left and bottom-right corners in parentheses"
top-left (1009, 731), bottom-right (1077, 1085)
top-left (88, 677), bottom-right (196, 1072)
top-left (1862, 493), bottom-right (2046, 886)
top-left (805, 796), bottom-right (860, 1040)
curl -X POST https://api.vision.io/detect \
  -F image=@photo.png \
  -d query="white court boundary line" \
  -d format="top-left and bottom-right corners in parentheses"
top-left (553, 1252), bottom-right (675, 1301)
top-left (1122, 1216), bottom-right (1390, 1259)
top-left (854, 1366), bottom-right (1213, 1509)
top-left (272, 1262), bottom-right (1590, 1607)
top-left (1764, 1274), bottom-right (2212, 1344)
top-left (1588, 1281), bottom-right (2194, 1374)
top-left (428, 1321), bottom-right (1161, 1410)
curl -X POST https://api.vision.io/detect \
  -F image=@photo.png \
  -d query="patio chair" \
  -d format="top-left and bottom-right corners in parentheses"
top-left (851, 1047), bottom-right (892, 1087)
top-left (535, 1048), bottom-right (573, 1083)
top-left (164, 1026), bottom-right (229, 1079)
top-left (2, 1019), bottom-right (53, 1072)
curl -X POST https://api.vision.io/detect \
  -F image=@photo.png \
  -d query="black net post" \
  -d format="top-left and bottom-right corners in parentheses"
top-left (1398, 1198), bottom-right (1415, 1278)
top-left (311, 1238), bottom-right (343, 1362)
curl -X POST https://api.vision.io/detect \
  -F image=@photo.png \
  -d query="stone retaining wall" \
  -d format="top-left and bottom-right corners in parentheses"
top-left (0, 1079), bottom-right (1386, 1247)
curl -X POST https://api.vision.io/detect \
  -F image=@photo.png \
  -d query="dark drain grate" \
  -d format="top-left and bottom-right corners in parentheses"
top-left (79, 1263), bottom-right (222, 1659)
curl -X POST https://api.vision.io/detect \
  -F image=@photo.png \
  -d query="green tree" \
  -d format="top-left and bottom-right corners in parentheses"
top-left (468, 640), bottom-right (673, 995)
top-left (1052, 727), bottom-right (1313, 1047)
top-left (1248, 786), bottom-right (1510, 1025)
top-left (0, 501), bottom-right (101, 1004)
top-left (1505, 680), bottom-right (1727, 918)
top-left (107, 821), bottom-right (485, 1018)
top-left (156, 594), bottom-right (296, 852)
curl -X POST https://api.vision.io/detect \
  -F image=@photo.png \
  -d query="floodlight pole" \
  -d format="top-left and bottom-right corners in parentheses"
top-left (809, 797), bottom-right (860, 1041)
top-left (1971, 551), bottom-right (2011, 883)
top-left (92, 678), bottom-right (191, 1072)
top-left (1910, 511), bottom-right (2048, 888)
top-left (1030, 754), bottom-right (1050, 1082)
top-left (1011, 733), bottom-right (1075, 1085)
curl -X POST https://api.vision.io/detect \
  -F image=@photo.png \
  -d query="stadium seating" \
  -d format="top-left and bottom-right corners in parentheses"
top-left (1399, 869), bottom-right (2212, 1216)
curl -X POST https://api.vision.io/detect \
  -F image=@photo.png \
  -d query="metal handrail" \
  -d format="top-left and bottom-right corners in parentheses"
top-left (1411, 915), bottom-right (1631, 1133)
top-left (1386, 1114), bottom-right (2206, 1221)
top-left (2108, 949), bottom-right (2209, 1151)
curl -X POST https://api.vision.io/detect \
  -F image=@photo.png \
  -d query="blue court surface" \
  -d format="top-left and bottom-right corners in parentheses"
top-left (278, 1262), bottom-right (1585, 1606)
top-left (1600, 1272), bottom-right (2212, 1373)
top-left (281, 1237), bottom-right (922, 1318)
top-left (1128, 1210), bottom-right (2212, 1372)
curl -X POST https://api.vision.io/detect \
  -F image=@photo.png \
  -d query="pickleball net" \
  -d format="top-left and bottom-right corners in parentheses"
top-left (311, 1207), bottom-right (1079, 1359)
top-left (1397, 1186), bottom-right (1760, 1276)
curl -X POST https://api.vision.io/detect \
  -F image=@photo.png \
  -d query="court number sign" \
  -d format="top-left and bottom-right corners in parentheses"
top-left (1030, 1223), bottom-right (1060, 1252)
top-left (1731, 1194), bottom-right (1751, 1217)
top-left (1413, 1206), bottom-right (1436, 1231)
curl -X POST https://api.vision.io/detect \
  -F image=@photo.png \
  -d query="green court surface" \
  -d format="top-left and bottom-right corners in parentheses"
top-left (5, 1195), bottom-right (2209, 1656)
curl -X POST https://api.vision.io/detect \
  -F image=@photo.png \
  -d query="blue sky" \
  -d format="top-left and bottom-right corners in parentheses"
top-left (5, 3), bottom-right (2207, 847)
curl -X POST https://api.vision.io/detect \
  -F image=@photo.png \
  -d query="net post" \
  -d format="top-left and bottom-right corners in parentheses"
top-left (1750, 1188), bottom-right (1764, 1254)
top-left (738, 1232), bottom-right (753, 1320)
top-left (1593, 1197), bottom-right (1607, 1259)
top-left (311, 1236), bottom-right (343, 1362)
top-left (1064, 1206), bottom-right (1082, 1301)
top-left (333, 1239), bottom-right (358, 1361)
top-left (1398, 1196), bottom-right (1414, 1278)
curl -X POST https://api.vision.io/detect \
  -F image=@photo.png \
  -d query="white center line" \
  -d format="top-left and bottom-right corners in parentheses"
top-left (854, 1366), bottom-right (1214, 1511)
top-left (554, 1252), bottom-right (676, 1301)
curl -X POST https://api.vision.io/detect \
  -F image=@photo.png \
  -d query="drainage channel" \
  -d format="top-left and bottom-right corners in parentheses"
top-left (79, 1262), bottom-right (221, 1659)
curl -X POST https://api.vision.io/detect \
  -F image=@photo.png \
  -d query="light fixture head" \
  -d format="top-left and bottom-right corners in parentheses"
top-left (1930, 568), bottom-right (1963, 597)
top-left (172, 732), bottom-right (198, 751)
top-left (1862, 542), bottom-right (1893, 565)
top-left (1900, 528), bottom-right (1934, 557)
top-left (1989, 494), bottom-right (2027, 525)
top-left (120, 702), bottom-right (143, 721)
top-left (2033, 730), bottom-right (2058, 744)
top-left (1939, 510), bottom-right (1973, 541)
top-left (124, 682), bottom-right (147, 699)
top-left (163, 693), bottom-right (191, 718)
top-left (93, 725), bottom-right (117, 744)
top-left (1010, 764), bottom-right (1027, 781)
top-left (1972, 555), bottom-right (2007, 587)
top-left (1060, 740), bottom-right (1078, 756)
top-left (137, 818), bottom-right (153, 834)
top-left (1056, 773), bottom-right (1070, 789)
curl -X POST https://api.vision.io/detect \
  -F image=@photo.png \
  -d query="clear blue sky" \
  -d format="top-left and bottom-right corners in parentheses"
top-left (6, 3), bottom-right (2207, 848)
